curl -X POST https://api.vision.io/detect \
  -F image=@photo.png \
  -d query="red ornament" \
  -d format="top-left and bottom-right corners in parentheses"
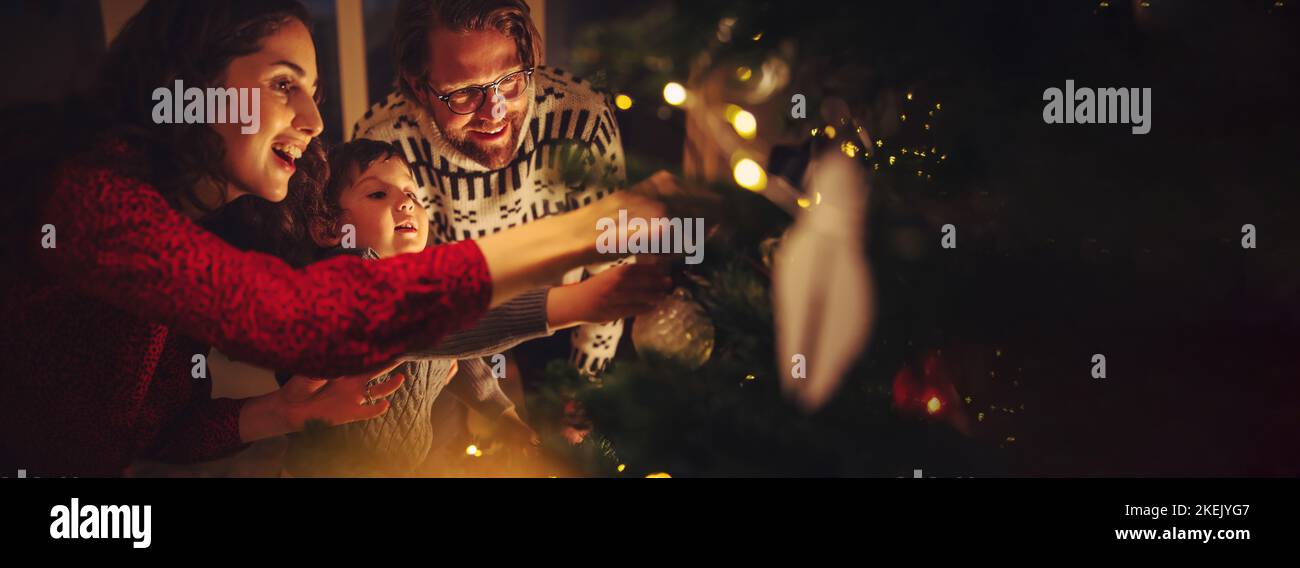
top-left (891, 350), bottom-right (971, 435)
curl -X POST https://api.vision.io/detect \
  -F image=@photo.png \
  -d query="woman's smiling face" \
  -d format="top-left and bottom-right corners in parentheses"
top-left (212, 18), bottom-right (323, 204)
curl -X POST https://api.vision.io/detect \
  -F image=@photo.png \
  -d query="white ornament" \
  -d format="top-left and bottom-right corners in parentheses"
top-left (772, 151), bottom-right (874, 411)
top-left (632, 288), bottom-right (715, 370)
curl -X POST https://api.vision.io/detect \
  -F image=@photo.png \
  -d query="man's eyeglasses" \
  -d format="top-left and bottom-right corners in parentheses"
top-left (427, 67), bottom-right (534, 115)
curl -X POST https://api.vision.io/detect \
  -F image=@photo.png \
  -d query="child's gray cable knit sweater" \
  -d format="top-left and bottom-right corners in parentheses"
top-left (283, 248), bottom-right (553, 476)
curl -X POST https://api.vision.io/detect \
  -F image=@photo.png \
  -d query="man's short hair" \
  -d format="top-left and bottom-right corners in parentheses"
top-left (393, 0), bottom-right (543, 104)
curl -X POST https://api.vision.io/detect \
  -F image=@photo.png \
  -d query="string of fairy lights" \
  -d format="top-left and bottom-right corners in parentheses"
top-left (608, 0), bottom-right (1291, 205)
top-left (642, 78), bottom-right (950, 203)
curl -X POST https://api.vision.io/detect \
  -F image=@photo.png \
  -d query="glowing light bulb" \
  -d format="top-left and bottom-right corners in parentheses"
top-left (824, 125), bottom-right (837, 139)
top-left (662, 82), bottom-right (687, 106)
top-left (736, 66), bottom-right (753, 81)
top-left (614, 94), bottom-right (633, 110)
top-left (926, 397), bottom-right (942, 414)
top-left (733, 159), bottom-right (767, 191)
top-left (730, 107), bottom-right (757, 139)
top-left (466, 444), bottom-right (479, 456)
top-left (646, 472), bottom-right (672, 478)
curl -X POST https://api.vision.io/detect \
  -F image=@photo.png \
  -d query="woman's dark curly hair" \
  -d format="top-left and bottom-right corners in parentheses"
top-left (3, 1), bottom-right (330, 266)
top-left (202, 139), bottom-right (330, 268)
top-left (98, 0), bottom-right (317, 206)
top-left (91, 0), bottom-right (332, 266)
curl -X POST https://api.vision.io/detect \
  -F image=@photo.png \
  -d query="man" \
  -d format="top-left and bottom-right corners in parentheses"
top-left (354, 0), bottom-right (634, 377)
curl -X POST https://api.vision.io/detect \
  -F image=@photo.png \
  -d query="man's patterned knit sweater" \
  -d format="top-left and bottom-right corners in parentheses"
top-left (354, 66), bottom-right (628, 375)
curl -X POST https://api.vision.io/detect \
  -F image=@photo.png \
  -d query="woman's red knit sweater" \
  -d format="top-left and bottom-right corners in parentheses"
top-left (0, 140), bottom-right (492, 476)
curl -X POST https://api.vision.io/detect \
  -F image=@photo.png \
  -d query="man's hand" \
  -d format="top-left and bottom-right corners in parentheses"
top-left (547, 260), bottom-right (672, 329)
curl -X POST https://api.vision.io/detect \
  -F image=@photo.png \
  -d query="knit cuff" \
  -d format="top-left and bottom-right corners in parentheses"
top-left (570, 318), bottom-right (625, 376)
top-left (406, 287), bottom-right (553, 360)
top-left (446, 357), bottom-right (515, 419)
top-left (143, 397), bottom-right (250, 464)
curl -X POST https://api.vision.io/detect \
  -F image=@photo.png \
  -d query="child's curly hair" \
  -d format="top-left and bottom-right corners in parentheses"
top-left (310, 139), bottom-right (414, 246)
top-left (208, 139), bottom-right (412, 265)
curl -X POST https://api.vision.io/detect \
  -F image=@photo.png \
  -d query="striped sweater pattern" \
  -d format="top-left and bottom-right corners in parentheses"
top-left (354, 66), bottom-right (628, 375)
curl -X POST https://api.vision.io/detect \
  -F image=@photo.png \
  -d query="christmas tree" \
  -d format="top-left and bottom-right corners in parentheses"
top-left (523, 0), bottom-right (1031, 477)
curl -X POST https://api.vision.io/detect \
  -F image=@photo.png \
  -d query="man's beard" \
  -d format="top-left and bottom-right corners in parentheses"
top-left (443, 110), bottom-right (525, 170)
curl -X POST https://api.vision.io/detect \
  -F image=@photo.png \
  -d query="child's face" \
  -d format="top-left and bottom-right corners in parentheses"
top-left (337, 157), bottom-right (427, 257)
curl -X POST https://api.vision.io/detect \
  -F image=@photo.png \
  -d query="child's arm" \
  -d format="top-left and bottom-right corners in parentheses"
top-left (444, 358), bottom-right (539, 448)
top-left (444, 357), bottom-right (515, 419)
top-left (405, 288), bottom-right (553, 360)
top-left (412, 258), bottom-right (672, 365)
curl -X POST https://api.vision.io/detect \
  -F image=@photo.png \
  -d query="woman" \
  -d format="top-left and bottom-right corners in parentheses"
top-left (0, 0), bottom-right (669, 476)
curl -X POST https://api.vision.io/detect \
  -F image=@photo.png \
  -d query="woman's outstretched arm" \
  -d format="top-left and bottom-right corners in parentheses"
top-left (37, 151), bottom-right (668, 377)
top-left (38, 157), bottom-right (487, 376)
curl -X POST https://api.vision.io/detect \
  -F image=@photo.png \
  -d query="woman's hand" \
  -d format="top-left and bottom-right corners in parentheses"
top-left (277, 362), bottom-right (408, 431)
top-left (239, 360), bottom-right (410, 443)
top-left (547, 260), bottom-right (673, 329)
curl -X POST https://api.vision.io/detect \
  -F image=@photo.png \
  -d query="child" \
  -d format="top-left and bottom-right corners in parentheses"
top-left (281, 140), bottom-right (670, 475)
